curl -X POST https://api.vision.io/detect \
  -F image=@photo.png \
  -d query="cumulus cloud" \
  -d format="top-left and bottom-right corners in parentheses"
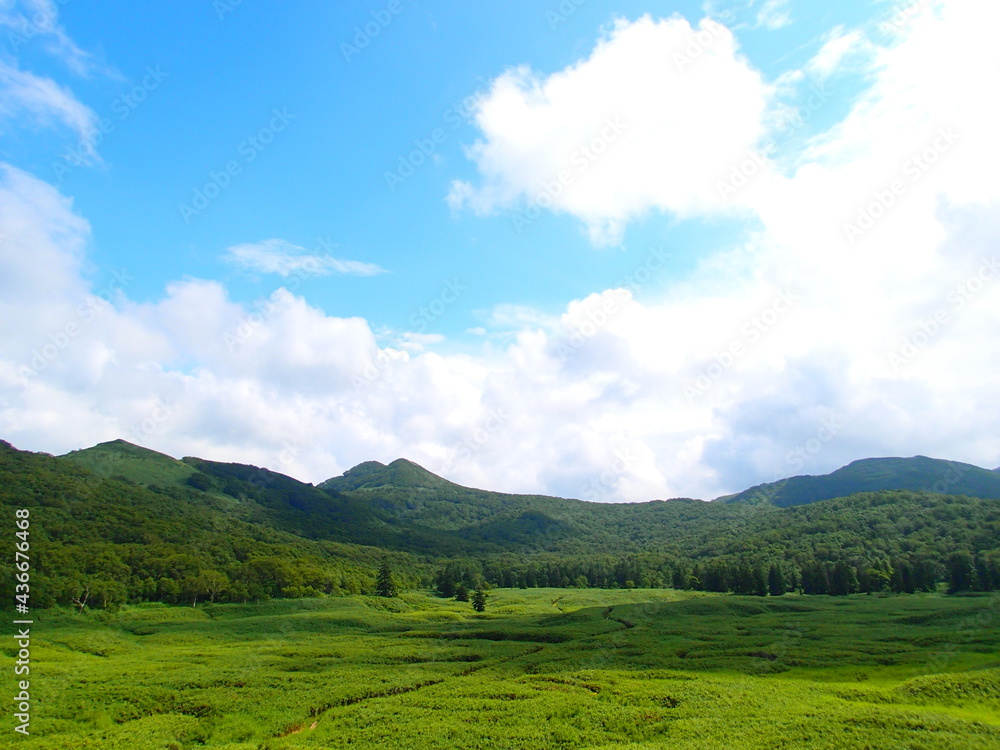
top-left (447, 14), bottom-right (772, 246)
top-left (224, 238), bottom-right (388, 277)
top-left (1, 1), bottom-right (999, 502)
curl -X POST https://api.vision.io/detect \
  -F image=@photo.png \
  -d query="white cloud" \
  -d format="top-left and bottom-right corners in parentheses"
top-left (1, 0), bottom-right (999, 503)
top-left (224, 238), bottom-right (388, 277)
top-left (755, 0), bottom-right (792, 30)
top-left (448, 14), bottom-right (772, 246)
top-left (0, 59), bottom-right (98, 144)
top-left (0, 0), bottom-right (110, 78)
top-left (807, 26), bottom-right (871, 77)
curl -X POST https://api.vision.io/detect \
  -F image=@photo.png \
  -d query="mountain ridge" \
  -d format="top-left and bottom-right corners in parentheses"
top-left (56, 439), bottom-right (1000, 511)
top-left (3, 437), bottom-right (999, 609)
top-left (716, 455), bottom-right (1000, 507)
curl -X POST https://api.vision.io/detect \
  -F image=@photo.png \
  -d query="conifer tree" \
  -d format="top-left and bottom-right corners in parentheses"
top-left (768, 564), bottom-right (786, 597)
top-left (376, 560), bottom-right (398, 598)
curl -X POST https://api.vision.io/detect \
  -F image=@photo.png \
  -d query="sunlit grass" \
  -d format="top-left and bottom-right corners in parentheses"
top-left (3, 589), bottom-right (997, 749)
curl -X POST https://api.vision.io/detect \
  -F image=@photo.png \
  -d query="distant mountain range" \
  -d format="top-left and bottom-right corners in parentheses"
top-left (47, 439), bottom-right (1000, 557)
top-left (59, 440), bottom-right (1000, 516)
top-left (4, 437), bottom-right (998, 608)
top-left (713, 456), bottom-right (1000, 507)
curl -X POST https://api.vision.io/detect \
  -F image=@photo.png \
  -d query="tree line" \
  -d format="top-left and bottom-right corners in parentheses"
top-left (433, 550), bottom-right (1000, 598)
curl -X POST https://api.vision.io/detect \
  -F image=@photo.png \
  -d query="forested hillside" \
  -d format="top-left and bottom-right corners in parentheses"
top-left (717, 455), bottom-right (1000, 506)
top-left (2, 439), bottom-right (998, 612)
top-left (0, 440), bottom-right (424, 610)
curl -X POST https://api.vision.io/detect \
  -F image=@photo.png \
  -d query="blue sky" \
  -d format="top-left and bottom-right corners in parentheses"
top-left (1, 0), bottom-right (998, 500)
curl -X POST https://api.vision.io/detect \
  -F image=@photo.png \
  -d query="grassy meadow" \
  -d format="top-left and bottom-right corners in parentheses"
top-left (4, 589), bottom-right (999, 749)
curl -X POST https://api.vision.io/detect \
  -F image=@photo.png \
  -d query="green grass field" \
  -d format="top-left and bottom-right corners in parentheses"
top-left (5, 590), bottom-right (999, 749)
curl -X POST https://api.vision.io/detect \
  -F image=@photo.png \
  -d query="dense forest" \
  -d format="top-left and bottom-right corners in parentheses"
top-left (2, 439), bottom-right (998, 611)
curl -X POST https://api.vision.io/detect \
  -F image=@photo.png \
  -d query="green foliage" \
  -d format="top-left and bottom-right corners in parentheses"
top-left (6, 440), bottom-right (998, 746)
top-left (2, 439), bottom-right (999, 617)
top-left (60, 439), bottom-right (200, 489)
top-left (376, 560), bottom-right (398, 598)
top-left (0, 440), bottom-right (425, 611)
top-left (2, 590), bottom-right (997, 749)
top-left (720, 455), bottom-right (1000, 507)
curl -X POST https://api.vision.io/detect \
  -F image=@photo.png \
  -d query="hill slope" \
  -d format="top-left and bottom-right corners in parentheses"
top-left (0, 439), bottom-right (401, 609)
top-left (61, 439), bottom-right (198, 488)
top-left (321, 458), bottom-right (600, 535)
top-left (716, 456), bottom-right (1000, 507)
top-left (2, 439), bottom-right (999, 608)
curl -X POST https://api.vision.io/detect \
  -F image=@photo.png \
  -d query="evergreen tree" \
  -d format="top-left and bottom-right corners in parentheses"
top-left (891, 559), bottom-right (916, 594)
top-left (376, 560), bottom-right (398, 598)
top-left (472, 588), bottom-right (487, 612)
top-left (802, 561), bottom-right (830, 595)
top-left (672, 566), bottom-right (688, 590)
top-left (751, 564), bottom-right (769, 597)
top-left (830, 561), bottom-right (860, 595)
top-left (455, 581), bottom-right (469, 602)
top-left (435, 568), bottom-right (456, 598)
top-left (947, 551), bottom-right (976, 593)
top-left (767, 564), bottom-right (786, 597)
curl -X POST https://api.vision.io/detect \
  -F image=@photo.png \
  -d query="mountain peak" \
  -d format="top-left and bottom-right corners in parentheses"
top-left (60, 438), bottom-right (196, 487)
top-left (66, 438), bottom-right (178, 461)
top-left (717, 455), bottom-right (1000, 507)
top-left (320, 458), bottom-right (450, 493)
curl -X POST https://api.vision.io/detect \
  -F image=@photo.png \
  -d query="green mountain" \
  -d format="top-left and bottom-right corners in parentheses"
top-left (321, 458), bottom-right (597, 537)
top-left (61, 438), bottom-right (199, 488)
top-left (0, 439), bottom-right (407, 610)
top-left (2, 438), bottom-right (999, 611)
top-left (715, 456), bottom-right (1000, 507)
top-left (321, 458), bottom-right (454, 493)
